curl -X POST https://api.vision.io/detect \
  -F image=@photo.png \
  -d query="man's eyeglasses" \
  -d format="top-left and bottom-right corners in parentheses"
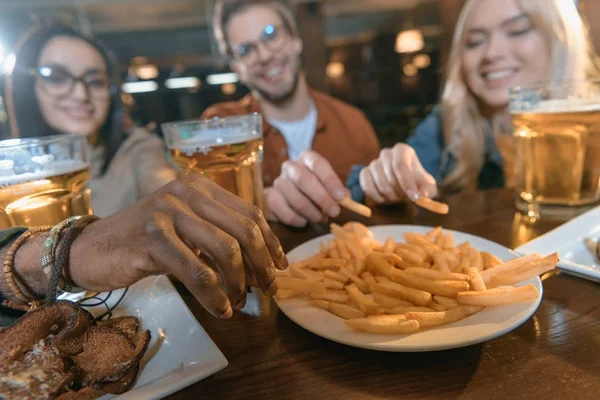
top-left (232, 24), bottom-right (287, 63)
top-left (30, 65), bottom-right (114, 100)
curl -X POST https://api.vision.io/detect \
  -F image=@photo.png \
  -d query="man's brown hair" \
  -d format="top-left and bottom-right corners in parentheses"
top-left (213, 0), bottom-right (299, 56)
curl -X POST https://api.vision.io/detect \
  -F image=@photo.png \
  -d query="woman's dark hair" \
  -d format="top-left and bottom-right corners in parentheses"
top-left (5, 22), bottom-right (126, 173)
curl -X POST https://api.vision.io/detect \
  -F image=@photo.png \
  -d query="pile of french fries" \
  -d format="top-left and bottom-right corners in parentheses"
top-left (275, 223), bottom-right (559, 335)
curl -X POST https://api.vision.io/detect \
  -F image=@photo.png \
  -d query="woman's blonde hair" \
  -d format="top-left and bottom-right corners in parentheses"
top-left (440, 0), bottom-right (600, 191)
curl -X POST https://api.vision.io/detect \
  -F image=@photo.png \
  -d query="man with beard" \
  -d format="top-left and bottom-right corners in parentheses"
top-left (202, 0), bottom-right (380, 227)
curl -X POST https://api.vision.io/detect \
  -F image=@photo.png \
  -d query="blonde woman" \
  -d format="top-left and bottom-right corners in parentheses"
top-left (348, 0), bottom-right (600, 204)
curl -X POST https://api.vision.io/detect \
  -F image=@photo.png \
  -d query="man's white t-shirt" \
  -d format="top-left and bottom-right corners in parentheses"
top-left (268, 102), bottom-right (318, 161)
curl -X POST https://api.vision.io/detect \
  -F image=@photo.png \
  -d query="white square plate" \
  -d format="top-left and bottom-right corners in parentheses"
top-left (516, 206), bottom-right (600, 283)
top-left (62, 276), bottom-right (228, 399)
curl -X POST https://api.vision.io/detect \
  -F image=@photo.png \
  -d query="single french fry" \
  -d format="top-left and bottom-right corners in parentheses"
top-left (387, 306), bottom-right (436, 314)
top-left (481, 251), bottom-right (503, 269)
top-left (457, 284), bottom-right (540, 306)
top-left (373, 292), bottom-right (413, 308)
top-left (415, 197), bottom-right (449, 215)
top-left (310, 290), bottom-right (350, 304)
top-left (328, 240), bottom-right (340, 259)
top-left (383, 237), bottom-right (396, 254)
top-left (360, 271), bottom-right (377, 289)
top-left (307, 258), bottom-right (347, 270)
top-left (368, 253), bottom-right (396, 280)
top-left (276, 289), bottom-right (301, 299)
top-left (339, 267), bottom-right (370, 293)
top-left (324, 270), bottom-right (350, 284)
top-left (396, 247), bottom-right (426, 264)
top-left (465, 267), bottom-right (486, 291)
top-left (490, 255), bottom-right (558, 287)
top-left (345, 284), bottom-right (379, 315)
top-left (404, 267), bottom-right (469, 282)
top-left (277, 277), bottom-right (326, 293)
top-left (405, 306), bottom-right (481, 328)
top-left (426, 226), bottom-right (443, 241)
top-left (374, 275), bottom-right (391, 284)
top-left (443, 231), bottom-right (455, 250)
top-left (330, 302), bottom-right (365, 319)
top-left (471, 248), bottom-right (484, 271)
top-left (403, 232), bottom-right (433, 246)
top-left (480, 254), bottom-right (542, 285)
top-left (339, 197), bottom-right (372, 218)
top-left (432, 252), bottom-right (451, 272)
top-left (345, 316), bottom-right (420, 334)
top-left (433, 295), bottom-right (459, 309)
top-left (373, 281), bottom-right (432, 306)
top-left (323, 278), bottom-right (345, 290)
top-left (336, 239), bottom-right (351, 260)
top-left (391, 269), bottom-right (471, 297)
top-left (381, 253), bottom-right (404, 269)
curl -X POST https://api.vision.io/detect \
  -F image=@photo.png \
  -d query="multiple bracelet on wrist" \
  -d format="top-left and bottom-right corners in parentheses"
top-left (1, 215), bottom-right (100, 310)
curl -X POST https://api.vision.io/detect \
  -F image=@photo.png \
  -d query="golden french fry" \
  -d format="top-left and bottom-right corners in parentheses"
top-left (345, 316), bottom-right (419, 334)
top-left (277, 277), bottom-right (326, 293)
top-left (345, 284), bottom-right (379, 315)
top-left (435, 232), bottom-right (446, 248)
top-left (324, 270), bottom-right (350, 284)
top-left (339, 197), bottom-right (372, 218)
top-left (383, 237), bottom-right (396, 254)
top-left (328, 240), bottom-right (341, 259)
top-left (480, 254), bottom-right (542, 285)
top-left (405, 306), bottom-right (481, 328)
top-left (360, 271), bottom-right (377, 289)
top-left (415, 197), bottom-right (449, 215)
top-left (490, 255), bottom-right (558, 287)
top-left (307, 258), bottom-right (347, 270)
top-left (481, 252), bottom-right (503, 269)
top-left (339, 267), bottom-right (370, 293)
top-left (396, 247), bottom-right (426, 264)
top-left (310, 290), bottom-right (350, 304)
top-left (319, 242), bottom-right (327, 255)
top-left (429, 303), bottom-right (450, 312)
top-left (373, 292), bottom-right (413, 308)
top-left (368, 253), bottom-right (396, 280)
top-left (465, 267), bottom-right (486, 291)
top-left (391, 269), bottom-right (470, 297)
top-left (432, 252), bottom-right (451, 272)
top-left (276, 289), bottom-right (301, 299)
top-left (433, 295), bottom-right (459, 308)
top-left (403, 232), bottom-right (433, 246)
top-left (381, 253), bottom-right (404, 269)
top-left (323, 278), bottom-right (345, 290)
top-left (290, 264), bottom-right (323, 280)
top-left (419, 243), bottom-right (443, 260)
top-left (373, 281), bottom-right (432, 306)
top-left (344, 222), bottom-right (372, 238)
top-left (396, 243), bottom-right (429, 258)
top-left (346, 239), bottom-right (364, 260)
top-left (426, 226), bottom-right (443, 241)
top-left (362, 242), bottom-right (373, 256)
top-left (336, 239), bottom-right (351, 260)
top-left (457, 284), bottom-right (540, 306)
top-left (443, 231), bottom-right (455, 249)
top-left (387, 306), bottom-right (436, 314)
top-left (294, 253), bottom-right (326, 268)
top-left (330, 302), bottom-right (366, 319)
top-left (404, 267), bottom-right (469, 282)
top-left (353, 258), bottom-right (367, 275)
top-left (309, 299), bottom-right (330, 310)
top-left (471, 248), bottom-right (484, 271)
top-left (374, 276), bottom-right (391, 284)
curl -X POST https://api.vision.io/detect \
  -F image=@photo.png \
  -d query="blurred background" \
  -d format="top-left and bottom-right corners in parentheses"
top-left (0, 0), bottom-right (597, 147)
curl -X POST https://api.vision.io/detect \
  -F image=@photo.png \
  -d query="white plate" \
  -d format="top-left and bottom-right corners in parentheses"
top-left (516, 205), bottom-right (600, 283)
top-left (274, 225), bottom-right (542, 352)
top-left (62, 276), bottom-right (228, 400)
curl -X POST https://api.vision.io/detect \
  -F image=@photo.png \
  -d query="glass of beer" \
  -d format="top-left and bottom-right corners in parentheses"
top-left (0, 134), bottom-right (92, 228)
top-left (510, 79), bottom-right (600, 220)
top-left (162, 114), bottom-right (264, 209)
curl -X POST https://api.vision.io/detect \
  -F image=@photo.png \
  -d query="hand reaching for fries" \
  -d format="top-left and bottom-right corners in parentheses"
top-left (275, 223), bottom-right (558, 335)
top-left (359, 143), bottom-right (438, 205)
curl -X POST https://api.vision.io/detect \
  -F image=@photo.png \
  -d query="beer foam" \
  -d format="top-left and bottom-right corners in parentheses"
top-left (513, 99), bottom-right (600, 114)
top-left (0, 160), bottom-right (88, 187)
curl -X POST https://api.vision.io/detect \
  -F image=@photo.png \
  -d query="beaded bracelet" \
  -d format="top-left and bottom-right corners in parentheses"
top-left (2, 225), bottom-right (52, 304)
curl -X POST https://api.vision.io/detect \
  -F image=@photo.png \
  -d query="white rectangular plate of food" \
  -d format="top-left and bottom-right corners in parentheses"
top-left (516, 206), bottom-right (600, 283)
top-left (274, 225), bottom-right (542, 352)
top-left (62, 276), bottom-right (228, 399)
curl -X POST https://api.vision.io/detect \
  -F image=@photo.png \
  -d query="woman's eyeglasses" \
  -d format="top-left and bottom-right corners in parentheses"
top-left (233, 24), bottom-right (287, 63)
top-left (30, 65), bottom-right (114, 100)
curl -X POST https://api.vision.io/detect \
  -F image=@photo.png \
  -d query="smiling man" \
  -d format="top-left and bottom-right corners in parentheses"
top-left (202, 0), bottom-right (380, 227)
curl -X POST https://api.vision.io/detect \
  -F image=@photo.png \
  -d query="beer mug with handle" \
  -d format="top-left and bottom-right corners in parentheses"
top-left (162, 114), bottom-right (264, 210)
top-left (0, 134), bottom-right (92, 228)
top-left (510, 79), bottom-right (600, 220)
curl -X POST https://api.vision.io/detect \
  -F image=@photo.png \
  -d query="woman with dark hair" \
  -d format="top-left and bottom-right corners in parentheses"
top-left (5, 23), bottom-right (176, 217)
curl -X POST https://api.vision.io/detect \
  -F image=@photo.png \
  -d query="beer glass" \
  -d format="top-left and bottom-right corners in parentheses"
top-left (0, 134), bottom-right (92, 228)
top-left (510, 79), bottom-right (600, 220)
top-left (162, 114), bottom-right (264, 209)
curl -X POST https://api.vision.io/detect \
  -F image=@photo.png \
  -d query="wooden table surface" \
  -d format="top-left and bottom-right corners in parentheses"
top-left (168, 189), bottom-right (600, 400)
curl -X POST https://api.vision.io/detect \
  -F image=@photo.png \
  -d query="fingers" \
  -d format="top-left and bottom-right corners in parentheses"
top-left (265, 187), bottom-right (307, 227)
top-left (273, 176), bottom-right (323, 223)
top-left (147, 213), bottom-right (233, 319)
top-left (298, 151), bottom-right (346, 200)
top-left (411, 158), bottom-right (439, 198)
top-left (369, 159), bottom-right (402, 202)
top-left (359, 167), bottom-right (385, 203)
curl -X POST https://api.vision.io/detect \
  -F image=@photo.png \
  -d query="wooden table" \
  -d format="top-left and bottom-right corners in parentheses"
top-left (169, 189), bottom-right (600, 400)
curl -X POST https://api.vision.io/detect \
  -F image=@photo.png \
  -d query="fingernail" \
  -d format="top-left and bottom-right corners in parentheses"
top-left (235, 297), bottom-right (247, 310)
top-left (327, 204), bottom-right (341, 218)
top-left (219, 305), bottom-right (233, 319)
top-left (407, 189), bottom-right (420, 202)
top-left (332, 188), bottom-right (345, 201)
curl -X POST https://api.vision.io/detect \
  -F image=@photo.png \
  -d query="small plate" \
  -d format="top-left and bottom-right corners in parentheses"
top-left (274, 225), bottom-right (542, 352)
top-left (516, 206), bottom-right (600, 283)
top-left (62, 276), bottom-right (228, 399)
